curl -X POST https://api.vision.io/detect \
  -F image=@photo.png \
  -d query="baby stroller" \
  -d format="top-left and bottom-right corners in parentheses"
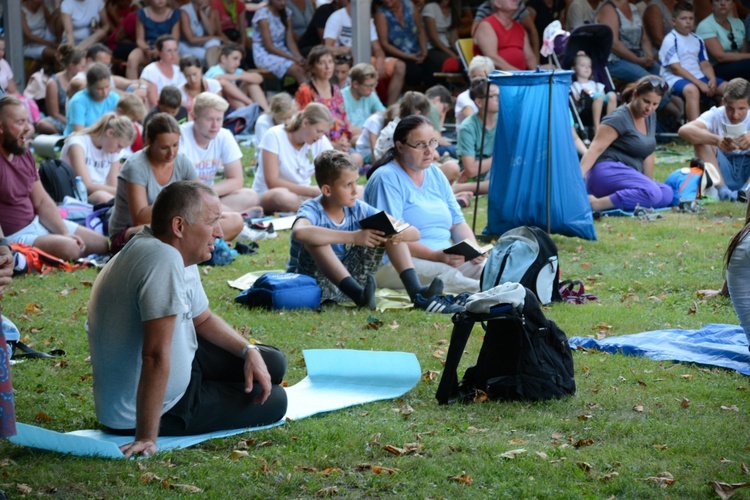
top-left (546, 23), bottom-right (615, 142)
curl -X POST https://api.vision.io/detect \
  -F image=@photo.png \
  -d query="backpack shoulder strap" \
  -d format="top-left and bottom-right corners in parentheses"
top-left (436, 311), bottom-right (478, 405)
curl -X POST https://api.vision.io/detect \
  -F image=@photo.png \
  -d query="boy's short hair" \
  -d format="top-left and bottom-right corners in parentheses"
top-left (86, 43), bottom-right (112, 61)
top-left (469, 79), bottom-right (491, 101)
top-left (116, 93), bottom-right (147, 123)
top-left (425, 85), bottom-right (452, 105)
top-left (350, 63), bottom-right (377, 84)
top-left (673, 1), bottom-right (694, 16)
top-left (314, 150), bottom-right (358, 188)
top-left (158, 86), bottom-right (182, 109)
top-left (724, 78), bottom-right (750, 103)
top-left (193, 92), bottom-right (229, 117)
top-left (220, 43), bottom-right (243, 58)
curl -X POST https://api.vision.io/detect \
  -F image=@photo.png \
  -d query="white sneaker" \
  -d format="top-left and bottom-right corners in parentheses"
top-left (236, 225), bottom-right (268, 243)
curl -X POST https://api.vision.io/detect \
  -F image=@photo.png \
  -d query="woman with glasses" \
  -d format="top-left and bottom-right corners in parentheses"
top-left (696, 0), bottom-right (750, 81)
top-left (580, 76), bottom-right (674, 213)
top-left (364, 115), bottom-right (486, 294)
top-left (140, 35), bottom-right (187, 107)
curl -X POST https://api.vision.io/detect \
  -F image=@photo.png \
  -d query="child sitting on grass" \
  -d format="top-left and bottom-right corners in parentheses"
top-left (659, 1), bottom-right (727, 122)
top-left (571, 53), bottom-right (617, 132)
top-left (142, 85), bottom-right (188, 131)
top-left (289, 150), bottom-right (451, 311)
top-left (205, 43), bottom-right (269, 112)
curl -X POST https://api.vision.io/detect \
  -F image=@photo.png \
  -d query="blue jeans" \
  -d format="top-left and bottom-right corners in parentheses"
top-left (717, 151), bottom-right (750, 191)
top-left (607, 58), bottom-right (661, 84)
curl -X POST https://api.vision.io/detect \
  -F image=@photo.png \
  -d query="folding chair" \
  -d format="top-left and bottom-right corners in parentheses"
top-left (456, 38), bottom-right (474, 72)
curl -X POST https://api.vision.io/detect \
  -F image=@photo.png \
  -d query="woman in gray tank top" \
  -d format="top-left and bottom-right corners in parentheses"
top-left (643, 0), bottom-right (676, 49)
top-left (596, 0), bottom-right (661, 83)
top-left (579, 76), bottom-right (674, 213)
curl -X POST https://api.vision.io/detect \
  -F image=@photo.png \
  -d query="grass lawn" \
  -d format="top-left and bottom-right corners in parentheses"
top-left (1, 144), bottom-right (749, 498)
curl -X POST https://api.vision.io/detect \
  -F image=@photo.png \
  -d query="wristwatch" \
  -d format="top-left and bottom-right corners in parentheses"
top-left (240, 344), bottom-right (258, 358)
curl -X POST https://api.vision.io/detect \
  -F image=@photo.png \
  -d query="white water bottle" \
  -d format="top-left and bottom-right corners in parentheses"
top-left (74, 176), bottom-right (87, 202)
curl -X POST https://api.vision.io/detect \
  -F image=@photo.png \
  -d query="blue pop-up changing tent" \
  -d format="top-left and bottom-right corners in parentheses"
top-left (484, 70), bottom-right (597, 241)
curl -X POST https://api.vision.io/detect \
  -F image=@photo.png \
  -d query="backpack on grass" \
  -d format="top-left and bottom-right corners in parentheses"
top-left (11, 243), bottom-right (80, 275)
top-left (235, 272), bottom-right (321, 310)
top-left (481, 226), bottom-right (562, 305)
top-left (436, 284), bottom-right (576, 404)
top-left (39, 158), bottom-right (77, 203)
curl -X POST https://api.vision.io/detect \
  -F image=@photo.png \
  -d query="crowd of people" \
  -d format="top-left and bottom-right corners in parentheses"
top-left (3, 0), bottom-right (750, 457)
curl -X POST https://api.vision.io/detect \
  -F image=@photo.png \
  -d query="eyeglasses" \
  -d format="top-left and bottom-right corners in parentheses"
top-left (641, 77), bottom-right (669, 92)
top-left (728, 29), bottom-right (739, 51)
top-left (404, 139), bottom-right (439, 151)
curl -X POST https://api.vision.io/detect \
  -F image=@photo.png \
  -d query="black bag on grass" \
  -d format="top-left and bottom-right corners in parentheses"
top-left (39, 158), bottom-right (77, 203)
top-left (436, 286), bottom-right (575, 404)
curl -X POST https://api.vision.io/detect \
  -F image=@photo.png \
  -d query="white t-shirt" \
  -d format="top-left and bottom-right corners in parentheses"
top-left (421, 2), bottom-right (452, 49)
top-left (61, 0), bottom-right (104, 44)
top-left (571, 80), bottom-right (606, 98)
top-left (179, 122), bottom-right (243, 185)
top-left (355, 113), bottom-right (384, 159)
top-left (454, 90), bottom-right (477, 130)
top-left (253, 113), bottom-right (274, 145)
top-left (373, 118), bottom-right (399, 161)
top-left (0, 60), bottom-right (13, 92)
top-left (140, 63), bottom-right (187, 95)
top-left (252, 124), bottom-right (333, 194)
top-left (180, 2), bottom-right (207, 37)
top-left (60, 134), bottom-right (121, 186)
top-left (323, 7), bottom-right (377, 47)
top-left (659, 30), bottom-right (708, 87)
top-left (697, 106), bottom-right (750, 155)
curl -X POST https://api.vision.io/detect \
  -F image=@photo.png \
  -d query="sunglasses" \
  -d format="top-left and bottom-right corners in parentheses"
top-left (728, 29), bottom-right (739, 51)
top-left (641, 77), bottom-right (669, 92)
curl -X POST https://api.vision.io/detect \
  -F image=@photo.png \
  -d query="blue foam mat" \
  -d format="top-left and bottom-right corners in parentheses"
top-left (569, 324), bottom-right (750, 375)
top-left (9, 349), bottom-right (421, 458)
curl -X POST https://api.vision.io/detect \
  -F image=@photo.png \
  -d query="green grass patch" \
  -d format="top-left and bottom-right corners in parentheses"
top-left (1, 145), bottom-right (749, 497)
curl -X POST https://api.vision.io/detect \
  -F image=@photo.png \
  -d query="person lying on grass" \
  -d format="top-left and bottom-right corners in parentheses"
top-left (88, 181), bottom-right (287, 457)
top-left (289, 150), bottom-right (461, 313)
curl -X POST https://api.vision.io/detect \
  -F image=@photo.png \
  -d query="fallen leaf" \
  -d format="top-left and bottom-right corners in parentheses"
top-left (681, 374), bottom-right (694, 380)
top-left (168, 483), bottom-right (202, 493)
top-left (228, 450), bottom-right (249, 460)
top-left (315, 486), bottom-right (338, 497)
top-left (536, 451), bottom-right (548, 460)
top-left (551, 432), bottom-right (564, 440)
top-left (633, 404), bottom-right (645, 413)
top-left (318, 467), bottom-right (342, 476)
top-left (653, 444), bottom-right (668, 450)
top-left (140, 472), bottom-right (162, 483)
top-left (742, 462), bottom-right (749, 475)
top-left (382, 444), bottom-right (403, 456)
top-left (599, 471), bottom-right (619, 481)
top-left (433, 349), bottom-right (445, 359)
top-left (34, 411), bottom-right (52, 423)
top-left (0, 459), bottom-right (16, 467)
top-left (256, 440), bottom-right (273, 447)
top-left (721, 405), bottom-right (740, 411)
top-left (644, 471), bottom-right (675, 487)
top-left (509, 438), bottom-right (526, 445)
top-left (467, 426), bottom-right (488, 433)
top-left (372, 466), bottom-right (399, 475)
top-left (399, 404), bottom-right (414, 417)
top-left (500, 449), bottom-right (526, 459)
top-left (422, 370), bottom-right (440, 382)
top-left (578, 414), bottom-right (593, 421)
top-left (577, 461), bottom-right (593, 473)
top-left (720, 457), bottom-right (733, 464)
top-left (681, 398), bottom-right (690, 408)
top-left (354, 464), bottom-right (372, 472)
top-left (402, 442), bottom-right (424, 455)
top-left (448, 472), bottom-right (473, 485)
top-left (474, 390), bottom-right (490, 403)
top-left (710, 481), bottom-right (750, 499)
top-left (16, 484), bottom-right (33, 495)
top-left (573, 438), bottom-right (595, 448)
top-left (638, 380), bottom-right (648, 387)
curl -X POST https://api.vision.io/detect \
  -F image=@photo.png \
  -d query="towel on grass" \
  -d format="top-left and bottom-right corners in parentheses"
top-left (9, 349), bottom-right (421, 458)
top-left (569, 324), bottom-right (750, 376)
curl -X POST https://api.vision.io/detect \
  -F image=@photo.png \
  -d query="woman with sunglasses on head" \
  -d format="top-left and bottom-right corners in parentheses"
top-left (580, 76), bottom-right (674, 213)
top-left (364, 115), bottom-right (485, 294)
top-left (696, 0), bottom-right (750, 81)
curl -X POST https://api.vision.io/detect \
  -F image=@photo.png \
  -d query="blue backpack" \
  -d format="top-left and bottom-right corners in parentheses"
top-left (235, 272), bottom-right (321, 310)
top-left (481, 226), bottom-right (562, 305)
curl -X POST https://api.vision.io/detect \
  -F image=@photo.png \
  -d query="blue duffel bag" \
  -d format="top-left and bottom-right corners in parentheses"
top-left (235, 272), bottom-right (321, 310)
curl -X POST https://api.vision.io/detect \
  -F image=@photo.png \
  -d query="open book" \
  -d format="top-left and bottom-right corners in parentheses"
top-left (443, 239), bottom-right (493, 260)
top-left (722, 122), bottom-right (747, 139)
top-left (359, 211), bottom-right (411, 237)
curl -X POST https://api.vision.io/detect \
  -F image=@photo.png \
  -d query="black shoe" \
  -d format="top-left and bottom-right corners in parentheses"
top-left (414, 294), bottom-right (465, 314)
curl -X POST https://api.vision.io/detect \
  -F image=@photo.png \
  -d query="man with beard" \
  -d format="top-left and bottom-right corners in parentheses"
top-left (0, 96), bottom-right (109, 260)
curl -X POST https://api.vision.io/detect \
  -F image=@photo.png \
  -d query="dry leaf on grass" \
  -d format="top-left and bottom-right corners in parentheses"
top-left (500, 449), bottom-right (526, 459)
top-left (652, 444), bottom-right (668, 450)
top-left (710, 481), bottom-right (750, 499)
top-left (382, 444), bottom-right (404, 456)
top-left (467, 426), bottom-right (488, 433)
top-left (721, 405), bottom-right (739, 411)
top-left (16, 484), bottom-right (33, 495)
top-left (633, 404), bottom-right (645, 413)
top-left (578, 414), bottom-right (593, 421)
top-left (643, 471), bottom-right (675, 487)
top-left (228, 450), bottom-right (249, 460)
top-left (315, 486), bottom-right (338, 497)
top-left (599, 471), bottom-right (619, 481)
top-left (141, 472), bottom-right (162, 483)
top-left (681, 398), bottom-right (691, 408)
top-left (573, 438), bottom-right (595, 448)
top-left (742, 462), bottom-right (749, 475)
top-left (448, 473), bottom-right (473, 485)
top-left (577, 461), bottom-right (593, 473)
top-left (535, 451), bottom-right (549, 460)
top-left (372, 466), bottom-right (399, 475)
top-left (422, 370), bottom-right (440, 382)
top-left (34, 411), bottom-right (52, 423)
top-left (720, 457), bottom-right (733, 464)
top-left (165, 482), bottom-right (202, 493)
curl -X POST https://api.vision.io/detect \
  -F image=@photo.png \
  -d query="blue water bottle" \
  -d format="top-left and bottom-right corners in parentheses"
top-left (74, 176), bottom-right (88, 202)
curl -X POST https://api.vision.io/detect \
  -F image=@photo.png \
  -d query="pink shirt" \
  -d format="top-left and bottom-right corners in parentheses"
top-left (0, 151), bottom-right (39, 236)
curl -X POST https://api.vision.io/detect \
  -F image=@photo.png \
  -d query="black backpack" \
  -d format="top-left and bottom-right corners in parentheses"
top-left (39, 158), bottom-right (77, 203)
top-left (481, 226), bottom-right (562, 305)
top-left (436, 287), bottom-right (576, 404)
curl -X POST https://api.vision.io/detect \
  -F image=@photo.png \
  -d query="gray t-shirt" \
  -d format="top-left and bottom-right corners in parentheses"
top-left (597, 104), bottom-right (656, 173)
top-left (86, 227), bottom-right (209, 429)
top-left (109, 149), bottom-right (198, 239)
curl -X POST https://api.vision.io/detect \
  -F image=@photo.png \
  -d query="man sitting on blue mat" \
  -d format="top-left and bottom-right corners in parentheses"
top-left (87, 181), bottom-right (287, 457)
